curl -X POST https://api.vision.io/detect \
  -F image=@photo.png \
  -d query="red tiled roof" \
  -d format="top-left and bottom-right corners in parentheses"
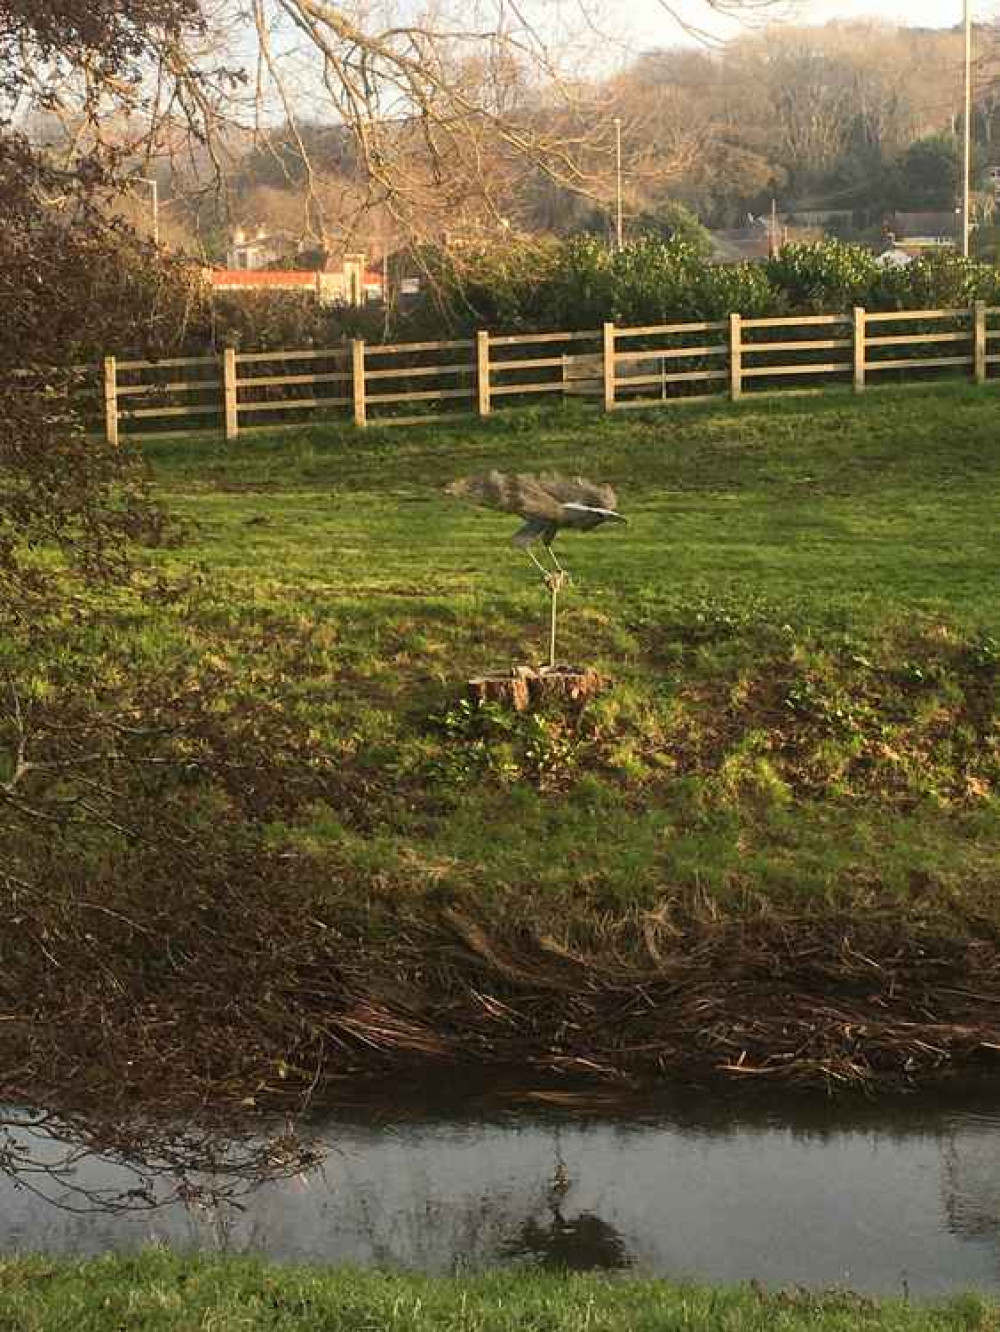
top-left (209, 267), bottom-right (385, 294)
top-left (210, 269), bottom-right (316, 287)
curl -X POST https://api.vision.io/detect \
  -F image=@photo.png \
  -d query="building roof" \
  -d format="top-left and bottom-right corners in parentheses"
top-left (890, 211), bottom-right (958, 239)
top-left (707, 229), bottom-right (771, 263)
top-left (208, 267), bottom-right (384, 292)
top-left (211, 269), bottom-right (315, 288)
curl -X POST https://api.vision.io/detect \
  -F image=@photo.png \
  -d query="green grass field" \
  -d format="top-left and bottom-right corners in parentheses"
top-left (7, 382), bottom-right (1000, 1102)
top-left (0, 1254), bottom-right (995, 1332)
top-left (132, 384), bottom-right (1000, 913)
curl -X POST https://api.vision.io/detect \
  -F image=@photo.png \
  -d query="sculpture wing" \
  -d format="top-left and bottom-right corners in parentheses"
top-left (537, 473), bottom-right (619, 512)
top-left (446, 471), bottom-right (563, 521)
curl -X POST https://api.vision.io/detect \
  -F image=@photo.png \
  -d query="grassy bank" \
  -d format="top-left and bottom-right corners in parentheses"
top-left (4, 383), bottom-right (1000, 1106)
top-left (0, 1254), bottom-right (995, 1332)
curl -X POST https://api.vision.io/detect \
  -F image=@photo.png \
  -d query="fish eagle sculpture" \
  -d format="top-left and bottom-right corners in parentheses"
top-left (446, 471), bottom-right (626, 579)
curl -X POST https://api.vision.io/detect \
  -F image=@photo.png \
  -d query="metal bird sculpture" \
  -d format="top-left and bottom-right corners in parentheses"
top-left (446, 471), bottom-right (626, 577)
top-left (446, 470), bottom-right (626, 668)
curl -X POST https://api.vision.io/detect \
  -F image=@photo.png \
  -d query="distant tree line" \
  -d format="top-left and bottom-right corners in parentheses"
top-left (139, 18), bottom-right (1000, 263)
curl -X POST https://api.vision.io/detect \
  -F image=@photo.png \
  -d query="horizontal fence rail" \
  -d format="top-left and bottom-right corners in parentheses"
top-left (29, 301), bottom-right (1000, 444)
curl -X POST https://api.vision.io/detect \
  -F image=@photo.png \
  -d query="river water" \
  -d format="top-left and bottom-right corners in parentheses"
top-left (4, 1087), bottom-right (1000, 1296)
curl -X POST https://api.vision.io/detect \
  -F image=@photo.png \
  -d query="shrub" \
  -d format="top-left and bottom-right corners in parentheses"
top-left (631, 201), bottom-right (715, 260)
top-left (548, 236), bottom-right (616, 328)
top-left (764, 240), bottom-right (880, 313)
top-left (690, 261), bottom-right (782, 321)
top-left (410, 236), bottom-right (565, 333)
top-left (227, 239), bottom-right (1000, 346)
top-left (864, 250), bottom-right (1000, 312)
top-left (608, 237), bottom-right (702, 324)
top-left (195, 237), bottom-right (1000, 347)
top-left (207, 291), bottom-right (387, 352)
top-left (408, 234), bottom-right (784, 334)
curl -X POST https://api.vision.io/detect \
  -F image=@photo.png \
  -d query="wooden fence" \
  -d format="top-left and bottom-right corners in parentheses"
top-left (92, 301), bottom-right (1000, 443)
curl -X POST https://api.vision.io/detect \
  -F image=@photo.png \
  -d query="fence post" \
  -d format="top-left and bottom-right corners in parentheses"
top-left (728, 313), bottom-right (742, 401)
top-left (476, 330), bottom-right (491, 417)
top-left (973, 300), bottom-right (987, 385)
top-left (852, 306), bottom-right (866, 394)
top-left (602, 321), bottom-right (616, 412)
top-left (103, 355), bottom-right (119, 446)
top-left (352, 338), bottom-right (367, 428)
top-left (223, 347), bottom-right (239, 440)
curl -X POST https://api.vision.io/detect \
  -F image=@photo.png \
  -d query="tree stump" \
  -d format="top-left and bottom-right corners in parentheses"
top-left (467, 665), bottom-right (606, 713)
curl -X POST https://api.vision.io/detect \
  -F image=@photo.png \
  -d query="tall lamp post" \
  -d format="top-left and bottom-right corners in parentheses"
top-left (962, 0), bottom-right (972, 258)
top-left (614, 117), bottom-right (623, 252)
top-left (134, 176), bottom-right (160, 247)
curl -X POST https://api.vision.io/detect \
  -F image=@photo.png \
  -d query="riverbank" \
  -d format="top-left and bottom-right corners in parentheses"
top-left (4, 385), bottom-right (1000, 1109)
top-left (0, 1254), bottom-right (993, 1330)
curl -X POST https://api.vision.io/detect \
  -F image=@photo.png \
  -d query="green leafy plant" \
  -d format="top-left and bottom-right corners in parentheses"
top-left (765, 239), bottom-right (880, 312)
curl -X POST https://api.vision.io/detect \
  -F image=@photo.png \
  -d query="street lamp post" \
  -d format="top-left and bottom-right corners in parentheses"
top-left (134, 176), bottom-right (160, 247)
top-left (962, 0), bottom-right (972, 258)
top-left (614, 117), bottom-right (623, 252)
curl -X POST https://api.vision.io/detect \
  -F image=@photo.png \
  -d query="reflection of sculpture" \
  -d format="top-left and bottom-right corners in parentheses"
top-left (941, 1133), bottom-right (1000, 1242)
top-left (501, 1154), bottom-right (633, 1272)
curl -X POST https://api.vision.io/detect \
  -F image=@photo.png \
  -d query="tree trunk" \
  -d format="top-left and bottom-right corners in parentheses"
top-left (467, 666), bottom-right (605, 713)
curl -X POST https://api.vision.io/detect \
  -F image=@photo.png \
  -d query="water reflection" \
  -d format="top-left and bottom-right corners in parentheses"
top-left (942, 1121), bottom-right (1000, 1243)
top-left (502, 1157), bottom-right (633, 1271)
top-left (5, 1087), bottom-right (1000, 1295)
top-left (0, 1105), bottom-right (315, 1225)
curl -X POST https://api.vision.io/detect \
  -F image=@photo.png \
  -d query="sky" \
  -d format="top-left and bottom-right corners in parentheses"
top-left (625, 0), bottom-right (966, 46)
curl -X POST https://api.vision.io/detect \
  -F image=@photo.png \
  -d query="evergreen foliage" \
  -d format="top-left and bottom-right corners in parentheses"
top-left (408, 237), bottom-right (1000, 335)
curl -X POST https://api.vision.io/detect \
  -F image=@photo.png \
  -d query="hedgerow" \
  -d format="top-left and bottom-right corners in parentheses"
top-left (405, 236), bottom-right (1000, 335)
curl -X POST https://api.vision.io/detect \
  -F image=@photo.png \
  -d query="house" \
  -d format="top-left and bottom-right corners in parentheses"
top-left (209, 253), bottom-right (384, 305)
top-left (226, 227), bottom-right (297, 271)
top-left (786, 208), bottom-right (854, 231)
top-left (210, 268), bottom-right (319, 295)
top-left (317, 253), bottom-right (373, 305)
top-left (707, 218), bottom-right (823, 264)
top-left (887, 211), bottom-right (958, 247)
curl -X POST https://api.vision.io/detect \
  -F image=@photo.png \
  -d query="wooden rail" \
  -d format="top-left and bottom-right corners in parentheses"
top-left (69, 300), bottom-right (1000, 441)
